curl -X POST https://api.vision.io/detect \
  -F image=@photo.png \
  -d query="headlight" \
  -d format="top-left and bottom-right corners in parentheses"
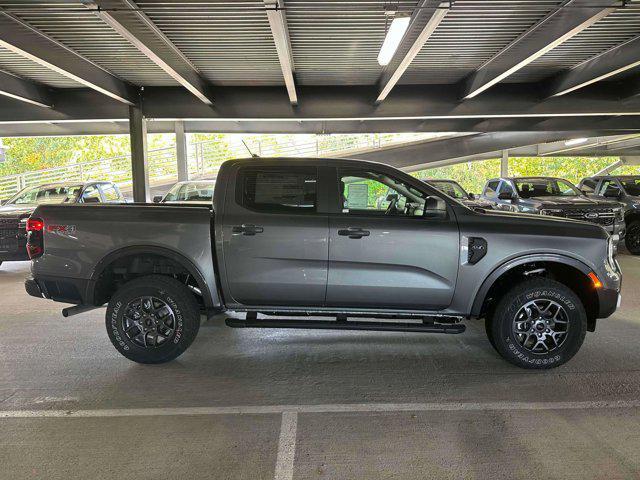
top-left (614, 208), bottom-right (624, 221)
top-left (540, 209), bottom-right (564, 217)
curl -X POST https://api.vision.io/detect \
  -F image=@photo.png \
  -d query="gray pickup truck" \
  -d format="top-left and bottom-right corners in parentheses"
top-left (25, 158), bottom-right (621, 369)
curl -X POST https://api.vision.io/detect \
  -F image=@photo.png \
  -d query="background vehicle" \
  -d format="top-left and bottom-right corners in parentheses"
top-left (425, 179), bottom-right (495, 210)
top-left (154, 180), bottom-right (215, 205)
top-left (26, 158), bottom-right (621, 369)
top-left (0, 181), bottom-right (124, 268)
top-left (480, 176), bottom-right (625, 240)
top-left (579, 175), bottom-right (640, 254)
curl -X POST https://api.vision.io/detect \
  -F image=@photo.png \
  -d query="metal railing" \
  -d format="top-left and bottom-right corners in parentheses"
top-left (0, 133), bottom-right (434, 200)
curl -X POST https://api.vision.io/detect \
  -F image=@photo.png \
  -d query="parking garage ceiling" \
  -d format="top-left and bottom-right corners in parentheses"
top-left (0, 0), bottom-right (640, 137)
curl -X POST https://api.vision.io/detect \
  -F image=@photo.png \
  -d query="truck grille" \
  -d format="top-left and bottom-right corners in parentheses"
top-left (0, 219), bottom-right (26, 252)
top-left (564, 208), bottom-right (616, 226)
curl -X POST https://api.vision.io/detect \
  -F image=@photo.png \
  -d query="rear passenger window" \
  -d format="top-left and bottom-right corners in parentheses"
top-left (239, 167), bottom-right (317, 213)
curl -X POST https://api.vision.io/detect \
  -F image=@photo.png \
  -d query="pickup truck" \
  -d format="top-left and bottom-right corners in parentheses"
top-left (25, 158), bottom-right (622, 369)
top-left (578, 175), bottom-right (640, 255)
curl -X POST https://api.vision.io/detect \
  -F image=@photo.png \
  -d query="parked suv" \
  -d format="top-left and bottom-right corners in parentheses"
top-left (480, 176), bottom-right (625, 240)
top-left (0, 181), bottom-right (124, 268)
top-left (26, 158), bottom-right (622, 369)
top-left (425, 179), bottom-right (495, 210)
top-left (578, 175), bottom-right (640, 254)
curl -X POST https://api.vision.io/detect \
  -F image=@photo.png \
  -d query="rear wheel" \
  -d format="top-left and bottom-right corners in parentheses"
top-left (625, 220), bottom-right (640, 255)
top-left (106, 275), bottom-right (201, 364)
top-left (486, 278), bottom-right (587, 369)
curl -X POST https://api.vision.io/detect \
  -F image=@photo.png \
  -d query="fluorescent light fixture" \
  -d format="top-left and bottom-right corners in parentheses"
top-left (564, 138), bottom-right (588, 146)
top-left (377, 16), bottom-right (410, 66)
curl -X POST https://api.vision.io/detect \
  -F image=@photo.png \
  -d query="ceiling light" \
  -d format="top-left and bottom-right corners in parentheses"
top-left (377, 16), bottom-right (410, 66)
top-left (564, 138), bottom-right (588, 146)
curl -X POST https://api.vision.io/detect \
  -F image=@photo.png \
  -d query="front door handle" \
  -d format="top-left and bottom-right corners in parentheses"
top-left (338, 227), bottom-right (370, 239)
top-left (232, 224), bottom-right (264, 236)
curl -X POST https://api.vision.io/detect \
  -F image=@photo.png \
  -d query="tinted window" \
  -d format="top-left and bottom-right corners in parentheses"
top-left (515, 178), bottom-right (579, 198)
top-left (100, 184), bottom-right (122, 202)
top-left (619, 178), bottom-right (640, 196)
top-left (484, 181), bottom-right (499, 197)
top-left (240, 167), bottom-right (317, 213)
top-left (598, 179), bottom-right (622, 197)
top-left (430, 181), bottom-right (468, 199)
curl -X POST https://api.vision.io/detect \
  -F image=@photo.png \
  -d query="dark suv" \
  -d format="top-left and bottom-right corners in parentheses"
top-left (579, 175), bottom-right (640, 254)
top-left (480, 176), bottom-right (625, 241)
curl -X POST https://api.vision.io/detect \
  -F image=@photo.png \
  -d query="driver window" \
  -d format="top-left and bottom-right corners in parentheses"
top-left (338, 170), bottom-right (432, 217)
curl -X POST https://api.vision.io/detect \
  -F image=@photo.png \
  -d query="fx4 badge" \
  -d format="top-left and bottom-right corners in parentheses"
top-left (47, 224), bottom-right (77, 235)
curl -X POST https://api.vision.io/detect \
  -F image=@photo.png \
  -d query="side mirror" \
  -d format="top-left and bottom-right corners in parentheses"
top-left (386, 193), bottom-right (398, 202)
top-left (0, 199), bottom-right (7, 206)
top-left (153, 195), bottom-right (163, 203)
top-left (423, 196), bottom-right (447, 219)
top-left (497, 191), bottom-right (514, 201)
top-left (468, 193), bottom-right (476, 200)
top-left (83, 196), bottom-right (100, 203)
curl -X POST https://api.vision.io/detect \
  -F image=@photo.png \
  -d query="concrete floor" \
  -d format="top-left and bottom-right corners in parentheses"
top-left (1, 257), bottom-right (640, 479)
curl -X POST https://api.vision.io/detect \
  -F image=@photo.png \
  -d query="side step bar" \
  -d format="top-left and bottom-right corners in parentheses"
top-left (225, 317), bottom-right (465, 334)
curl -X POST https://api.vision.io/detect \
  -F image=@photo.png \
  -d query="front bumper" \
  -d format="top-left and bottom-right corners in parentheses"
top-left (597, 287), bottom-right (620, 319)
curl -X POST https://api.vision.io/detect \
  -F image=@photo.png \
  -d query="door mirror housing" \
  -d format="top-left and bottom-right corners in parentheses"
top-left (83, 196), bottom-right (100, 203)
top-left (468, 193), bottom-right (476, 200)
top-left (153, 195), bottom-right (163, 203)
top-left (423, 196), bottom-right (447, 219)
top-left (497, 191), bottom-right (514, 201)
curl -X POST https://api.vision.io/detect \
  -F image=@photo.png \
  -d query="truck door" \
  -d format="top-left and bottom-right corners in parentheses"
top-left (326, 167), bottom-right (459, 310)
top-left (221, 165), bottom-right (329, 307)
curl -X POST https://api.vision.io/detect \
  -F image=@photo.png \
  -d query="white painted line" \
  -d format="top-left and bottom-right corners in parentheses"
top-left (274, 412), bottom-right (298, 480)
top-left (1, 400), bottom-right (640, 419)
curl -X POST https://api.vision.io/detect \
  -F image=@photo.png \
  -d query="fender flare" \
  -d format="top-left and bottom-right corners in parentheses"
top-left (88, 245), bottom-right (216, 309)
top-left (470, 253), bottom-right (593, 317)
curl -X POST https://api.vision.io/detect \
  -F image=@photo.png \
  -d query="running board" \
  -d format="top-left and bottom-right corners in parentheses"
top-left (225, 317), bottom-right (465, 334)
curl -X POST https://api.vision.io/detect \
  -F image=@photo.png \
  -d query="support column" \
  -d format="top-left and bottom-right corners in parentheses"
top-left (129, 105), bottom-right (149, 202)
top-left (500, 149), bottom-right (509, 177)
top-left (175, 120), bottom-right (189, 182)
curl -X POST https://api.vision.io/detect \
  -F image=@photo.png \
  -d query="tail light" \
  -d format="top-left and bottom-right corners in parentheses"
top-left (26, 217), bottom-right (44, 259)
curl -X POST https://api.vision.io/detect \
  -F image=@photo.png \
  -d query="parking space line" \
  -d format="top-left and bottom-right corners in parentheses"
top-left (1, 400), bottom-right (640, 418)
top-left (274, 412), bottom-right (298, 480)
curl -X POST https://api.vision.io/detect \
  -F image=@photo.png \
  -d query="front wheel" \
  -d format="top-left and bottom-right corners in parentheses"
top-left (625, 220), bottom-right (640, 255)
top-left (106, 275), bottom-right (201, 364)
top-left (486, 278), bottom-right (587, 369)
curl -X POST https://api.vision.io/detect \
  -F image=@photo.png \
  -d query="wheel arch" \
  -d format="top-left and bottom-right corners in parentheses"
top-left (471, 254), bottom-right (598, 330)
top-left (87, 245), bottom-right (216, 310)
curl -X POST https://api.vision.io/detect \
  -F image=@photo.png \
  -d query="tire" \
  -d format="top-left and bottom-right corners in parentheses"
top-left (486, 278), bottom-right (587, 369)
top-left (105, 275), bottom-right (201, 364)
top-left (625, 220), bottom-right (640, 255)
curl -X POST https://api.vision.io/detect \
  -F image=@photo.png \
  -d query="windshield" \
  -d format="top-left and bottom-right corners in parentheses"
top-left (514, 178), bottom-right (580, 198)
top-left (619, 177), bottom-right (640, 196)
top-left (430, 181), bottom-right (468, 199)
top-left (7, 184), bottom-right (82, 205)
top-left (163, 182), bottom-right (215, 202)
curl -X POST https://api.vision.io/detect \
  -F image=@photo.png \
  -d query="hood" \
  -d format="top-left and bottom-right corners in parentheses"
top-left (0, 204), bottom-right (37, 218)
top-left (524, 195), bottom-right (622, 208)
top-left (461, 198), bottom-right (494, 209)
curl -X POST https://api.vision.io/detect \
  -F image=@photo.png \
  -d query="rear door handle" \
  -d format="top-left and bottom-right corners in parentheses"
top-left (338, 227), bottom-right (370, 239)
top-left (232, 224), bottom-right (264, 236)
